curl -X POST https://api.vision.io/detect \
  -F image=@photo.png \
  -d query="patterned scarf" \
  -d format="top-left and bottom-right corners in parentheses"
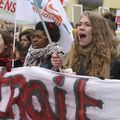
top-left (24, 42), bottom-right (63, 66)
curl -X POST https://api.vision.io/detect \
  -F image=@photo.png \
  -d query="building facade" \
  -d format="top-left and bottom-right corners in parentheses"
top-left (65, 0), bottom-right (120, 25)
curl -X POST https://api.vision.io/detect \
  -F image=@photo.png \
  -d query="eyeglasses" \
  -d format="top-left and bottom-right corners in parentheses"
top-left (31, 34), bottom-right (47, 39)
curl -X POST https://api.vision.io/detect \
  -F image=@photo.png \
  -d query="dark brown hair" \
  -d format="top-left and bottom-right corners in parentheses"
top-left (63, 11), bottom-right (114, 78)
top-left (19, 29), bottom-right (34, 42)
top-left (35, 21), bottom-right (60, 42)
top-left (0, 30), bottom-right (13, 58)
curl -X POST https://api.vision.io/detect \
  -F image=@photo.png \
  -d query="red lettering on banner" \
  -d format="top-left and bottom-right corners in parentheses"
top-left (42, 0), bottom-right (62, 26)
top-left (60, 0), bottom-right (63, 4)
top-left (74, 79), bottom-right (103, 120)
top-left (41, 11), bottom-right (61, 26)
top-left (0, 0), bottom-right (4, 9)
top-left (0, 67), bottom-right (8, 102)
top-left (10, 2), bottom-right (16, 13)
top-left (0, 0), bottom-right (16, 13)
top-left (54, 76), bottom-right (67, 119)
top-left (26, 80), bottom-right (55, 120)
top-left (10, 75), bottom-right (27, 119)
top-left (0, 67), bottom-right (8, 78)
top-left (0, 75), bottom-right (27, 119)
top-left (53, 76), bottom-right (65, 86)
top-left (4, 0), bottom-right (12, 11)
top-left (0, 70), bottom-right (104, 119)
top-left (0, 77), bottom-right (12, 119)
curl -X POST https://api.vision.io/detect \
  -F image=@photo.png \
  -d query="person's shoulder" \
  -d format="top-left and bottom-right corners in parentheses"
top-left (0, 57), bottom-right (11, 62)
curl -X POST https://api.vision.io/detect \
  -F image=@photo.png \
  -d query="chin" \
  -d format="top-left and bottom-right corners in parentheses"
top-left (80, 43), bottom-right (90, 48)
top-left (80, 43), bottom-right (86, 46)
top-left (32, 46), bottom-right (38, 49)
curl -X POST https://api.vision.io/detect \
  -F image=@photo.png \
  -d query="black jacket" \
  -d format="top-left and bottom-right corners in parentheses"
top-left (110, 59), bottom-right (120, 79)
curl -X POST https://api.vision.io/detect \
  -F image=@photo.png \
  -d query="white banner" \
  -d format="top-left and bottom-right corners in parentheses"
top-left (41, 0), bottom-right (72, 31)
top-left (116, 10), bottom-right (120, 31)
top-left (0, 0), bottom-right (71, 26)
top-left (0, 0), bottom-right (73, 53)
top-left (14, 0), bottom-right (73, 53)
top-left (0, 67), bottom-right (120, 120)
top-left (15, 0), bottom-right (38, 24)
top-left (0, 0), bottom-right (16, 23)
top-left (40, 0), bottom-right (73, 53)
top-left (60, 0), bottom-right (69, 7)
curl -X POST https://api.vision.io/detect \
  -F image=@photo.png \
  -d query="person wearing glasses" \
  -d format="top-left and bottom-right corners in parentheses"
top-left (24, 21), bottom-right (63, 69)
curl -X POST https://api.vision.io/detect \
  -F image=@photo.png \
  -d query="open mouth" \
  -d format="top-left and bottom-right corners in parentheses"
top-left (79, 33), bottom-right (86, 38)
top-left (32, 44), bottom-right (38, 49)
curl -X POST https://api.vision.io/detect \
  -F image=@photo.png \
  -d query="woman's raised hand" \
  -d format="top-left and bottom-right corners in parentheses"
top-left (51, 53), bottom-right (62, 68)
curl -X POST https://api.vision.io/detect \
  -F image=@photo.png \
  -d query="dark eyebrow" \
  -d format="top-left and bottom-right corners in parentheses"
top-left (79, 21), bottom-right (91, 24)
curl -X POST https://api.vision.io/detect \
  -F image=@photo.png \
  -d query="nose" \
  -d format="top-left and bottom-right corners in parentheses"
top-left (19, 40), bottom-right (25, 46)
top-left (78, 24), bottom-right (85, 31)
top-left (32, 37), bottom-right (38, 43)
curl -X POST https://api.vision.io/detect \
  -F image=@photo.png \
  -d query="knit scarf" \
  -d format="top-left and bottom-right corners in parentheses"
top-left (24, 42), bottom-right (63, 66)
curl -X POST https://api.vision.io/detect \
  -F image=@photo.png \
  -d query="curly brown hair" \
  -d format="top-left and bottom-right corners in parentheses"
top-left (63, 11), bottom-right (115, 78)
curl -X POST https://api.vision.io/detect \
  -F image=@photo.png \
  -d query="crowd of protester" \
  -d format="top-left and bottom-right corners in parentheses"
top-left (0, 11), bottom-right (120, 79)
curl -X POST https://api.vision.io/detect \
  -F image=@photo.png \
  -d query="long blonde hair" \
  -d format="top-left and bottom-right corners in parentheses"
top-left (63, 11), bottom-right (115, 77)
